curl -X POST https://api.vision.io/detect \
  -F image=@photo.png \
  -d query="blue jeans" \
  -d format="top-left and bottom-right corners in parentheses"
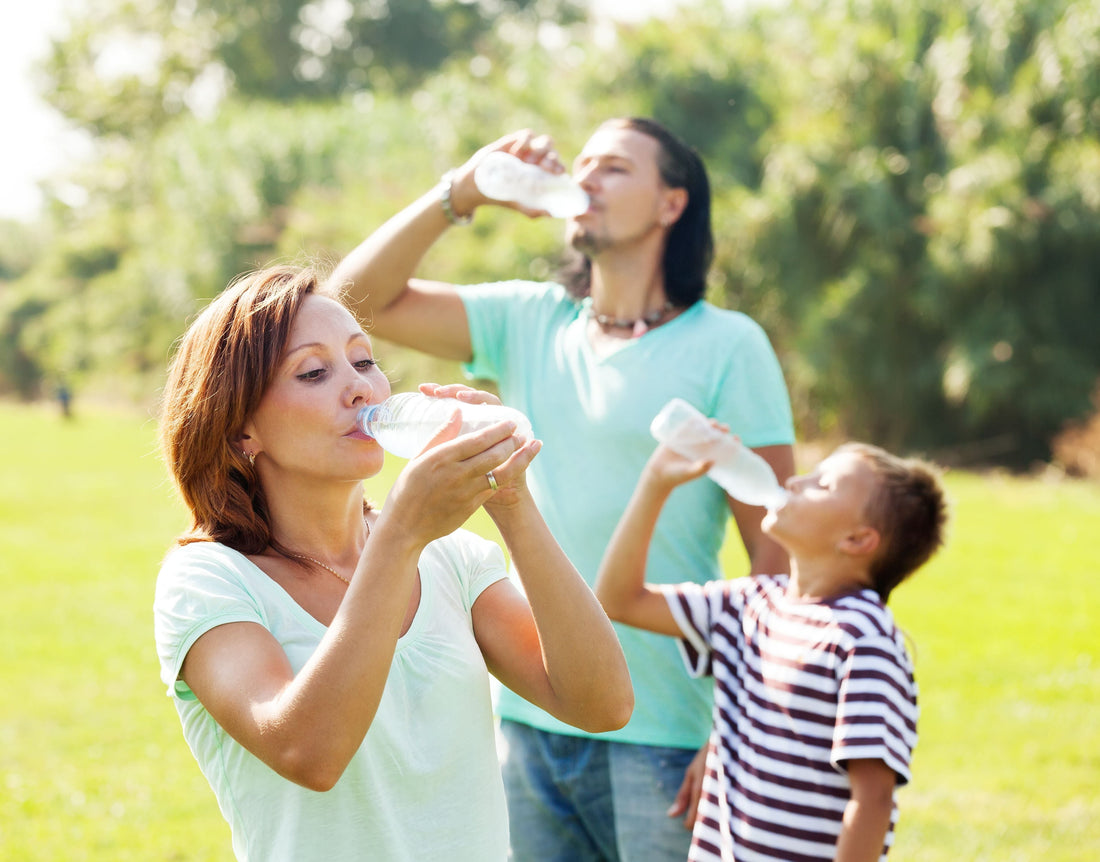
top-left (500, 720), bottom-right (696, 862)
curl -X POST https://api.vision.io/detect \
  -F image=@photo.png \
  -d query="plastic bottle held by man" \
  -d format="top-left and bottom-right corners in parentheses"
top-left (650, 398), bottom-right (788, 509)
top-left (473, 152), bottom-right (589, 218)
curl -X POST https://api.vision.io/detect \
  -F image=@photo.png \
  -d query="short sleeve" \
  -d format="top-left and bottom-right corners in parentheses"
top-left (659, 580), bottom-right (732, 679)
top-left (429, 529), bottom-right (510, 611)
top-left (457, 280), bottom-right (569, 382)
top-left (153, 544), bottom-right (266, 700)
top-left (709, 315), bottom-right (795, 450)
top-left (832, 634), bottom-right (919, 785)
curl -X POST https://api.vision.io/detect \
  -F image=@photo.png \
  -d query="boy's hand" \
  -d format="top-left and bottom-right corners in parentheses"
top-left (667, 743), bottom-right (708, 829)
top-left (643, 442), bottom-right (712, 493)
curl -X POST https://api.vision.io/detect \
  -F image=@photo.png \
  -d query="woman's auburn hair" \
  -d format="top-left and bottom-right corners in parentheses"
top-left (159, 265), bottom-right (355, 554)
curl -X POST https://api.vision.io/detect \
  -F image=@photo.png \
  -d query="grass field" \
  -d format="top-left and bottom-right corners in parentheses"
top-left (1, 401), bottom-right (1097, 860)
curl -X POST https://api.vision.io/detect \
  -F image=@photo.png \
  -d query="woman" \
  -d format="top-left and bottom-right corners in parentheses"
top-left (153, 266), bottom-right (633, 861)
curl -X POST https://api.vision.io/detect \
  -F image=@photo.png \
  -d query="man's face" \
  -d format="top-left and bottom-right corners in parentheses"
top-left (566, 126), bottom-right (678, 257)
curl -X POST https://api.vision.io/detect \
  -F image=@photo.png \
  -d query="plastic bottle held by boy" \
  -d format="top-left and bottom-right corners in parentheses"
top-left (473, 152), bottom-right (590, 218)
top-left (650, 398), bottom-right (788, 510)
top-left (357, 392), bottom-right (534, 459)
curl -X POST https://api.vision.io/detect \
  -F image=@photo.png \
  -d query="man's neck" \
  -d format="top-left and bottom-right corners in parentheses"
top-left (589, 250), bottom-right (667, 320)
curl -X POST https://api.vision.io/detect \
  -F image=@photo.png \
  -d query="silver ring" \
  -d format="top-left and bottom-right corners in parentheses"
top-left (486, 470), bottom-right (499, 491)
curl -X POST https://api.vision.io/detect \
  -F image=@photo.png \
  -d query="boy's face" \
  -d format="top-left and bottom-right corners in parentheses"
top-left (763, 451), bottom-right (880, 558)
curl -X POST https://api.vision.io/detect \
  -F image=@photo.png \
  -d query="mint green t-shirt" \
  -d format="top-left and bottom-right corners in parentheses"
top-left (154, 531), bottom-right (509, 862)
top-left (459, 281), bottom-right (795, 749)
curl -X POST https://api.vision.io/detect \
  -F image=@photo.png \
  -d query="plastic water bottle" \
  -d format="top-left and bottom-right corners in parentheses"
top-left (357, 392), bottom-right (534, 459)
top-left (474, 152), bottom-right (589, 218)
top-left (650, 398), bottom-right (788, 510)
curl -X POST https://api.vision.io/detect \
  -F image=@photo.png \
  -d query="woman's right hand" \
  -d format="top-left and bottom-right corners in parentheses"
top-left (378, 410), bottom-right (534, 547)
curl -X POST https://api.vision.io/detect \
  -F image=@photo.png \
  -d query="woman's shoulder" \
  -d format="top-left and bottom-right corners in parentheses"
top-left (423, 529), bottom-right (505, 569)
top-left (156, 541), bottom-right (257, 597)
top-left (160, 540), bottom-right (247, 573)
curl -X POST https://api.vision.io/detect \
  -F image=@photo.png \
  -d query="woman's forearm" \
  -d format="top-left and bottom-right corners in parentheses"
top-left (491, 499), bottom-right (633, 731)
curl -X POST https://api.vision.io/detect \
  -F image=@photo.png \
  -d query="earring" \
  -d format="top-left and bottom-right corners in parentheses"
top-left (244, 450), bottom-right (255, 466)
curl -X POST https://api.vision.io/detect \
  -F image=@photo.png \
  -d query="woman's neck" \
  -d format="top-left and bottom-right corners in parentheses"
top-left (263, 480), bottom-right (370, 563)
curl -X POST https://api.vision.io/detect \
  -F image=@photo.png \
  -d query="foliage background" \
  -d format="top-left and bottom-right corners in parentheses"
top-left (1, 0), bottom-right (1098, 468)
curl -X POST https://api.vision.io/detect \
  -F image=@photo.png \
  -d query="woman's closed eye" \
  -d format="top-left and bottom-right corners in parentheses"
top-left (297, 367), bottom-right (327, 382)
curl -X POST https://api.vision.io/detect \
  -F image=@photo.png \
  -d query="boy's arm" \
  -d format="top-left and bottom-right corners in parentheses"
top-left (834, 758), bottom-right (897, 862)
top-left (595, 445), bottom-right (710, 636)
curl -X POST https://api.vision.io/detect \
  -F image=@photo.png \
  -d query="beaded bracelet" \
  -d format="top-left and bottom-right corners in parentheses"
top-left (439, 170), bottom-right (473, 226)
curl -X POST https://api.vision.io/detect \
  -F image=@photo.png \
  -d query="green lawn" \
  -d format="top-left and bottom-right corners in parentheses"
top-left (1, 402), bottom-right (1096, 860)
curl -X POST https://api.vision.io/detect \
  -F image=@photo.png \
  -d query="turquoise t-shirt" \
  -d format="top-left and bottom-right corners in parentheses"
top-left (459, 281), bottom-right (795, 748)
top-left (154, 531), bottom-right (510, 862)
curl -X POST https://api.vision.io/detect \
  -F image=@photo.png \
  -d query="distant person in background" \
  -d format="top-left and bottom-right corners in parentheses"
top-left (153, 266), bottom-right (632, 862)
top-left (327, 117), bottom-right (796, 861)
top-left (56, 379), bottom-right (72, 419)
top-left (596, 439), bottom-right (948, 862)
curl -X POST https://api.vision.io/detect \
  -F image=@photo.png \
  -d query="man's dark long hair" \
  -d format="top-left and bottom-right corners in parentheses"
top-left (561, 117), bottom-right (714, 307)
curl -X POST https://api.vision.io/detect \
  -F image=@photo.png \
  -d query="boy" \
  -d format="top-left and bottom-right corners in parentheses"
top-left (596, 440), bottom-right (948, 862)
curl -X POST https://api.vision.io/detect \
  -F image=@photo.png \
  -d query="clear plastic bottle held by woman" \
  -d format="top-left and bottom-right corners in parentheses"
top-left (650, 398), bottom-right (788, 510)
top-left (473, 152), bottom-right (590, 218)
top-left (358, 392), bottom-right (534, 459)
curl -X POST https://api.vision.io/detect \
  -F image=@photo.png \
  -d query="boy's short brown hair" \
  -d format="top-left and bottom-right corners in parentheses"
top-left (837, 443), bottom-right (948, 601)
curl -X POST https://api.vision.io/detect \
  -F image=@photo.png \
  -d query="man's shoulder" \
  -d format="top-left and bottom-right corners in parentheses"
top-left (688, 301), bottom-right (769, 336)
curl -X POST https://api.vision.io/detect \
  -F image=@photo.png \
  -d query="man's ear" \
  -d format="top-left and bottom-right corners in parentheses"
top-left (660, 187), bottom-right (689, 228)
top-left (839, 525), bottom-right (880, 559)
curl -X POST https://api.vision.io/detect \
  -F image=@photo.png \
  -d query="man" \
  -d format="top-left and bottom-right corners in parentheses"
top-left (328, 117), bottom-right (796, 861)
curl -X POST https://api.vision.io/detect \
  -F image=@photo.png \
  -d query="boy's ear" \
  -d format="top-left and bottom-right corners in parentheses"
top-left (839, 525), bottom-right (880, 558)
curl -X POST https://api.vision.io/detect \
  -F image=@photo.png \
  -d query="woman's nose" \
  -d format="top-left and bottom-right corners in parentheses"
top-left (345, 368), bottom-right (376, 406)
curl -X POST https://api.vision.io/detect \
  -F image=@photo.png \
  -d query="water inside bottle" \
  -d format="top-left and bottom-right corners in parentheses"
top-left (474, 152), bottom-right (589, 218)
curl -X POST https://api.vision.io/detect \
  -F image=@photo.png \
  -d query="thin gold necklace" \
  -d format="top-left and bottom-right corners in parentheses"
top-left (284, 521), bottom-right (370, 586)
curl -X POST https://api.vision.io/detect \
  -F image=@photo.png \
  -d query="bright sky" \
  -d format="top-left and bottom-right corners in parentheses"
top-left (0, 0), bottom-right (680, 222)
top-left (0, 0), bottom-right (81, 219)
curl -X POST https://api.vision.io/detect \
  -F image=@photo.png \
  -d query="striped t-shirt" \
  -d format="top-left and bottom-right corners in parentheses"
top-left (661, 574), bottom-right (918, 862)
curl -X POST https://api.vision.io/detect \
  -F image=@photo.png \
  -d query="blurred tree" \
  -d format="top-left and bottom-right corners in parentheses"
top-left (705, 0), bottom-right (1100, 464)
top-left (40, 0), bottom-right (589, 136)
top-left (7, 0), bottom-right (1098, 466)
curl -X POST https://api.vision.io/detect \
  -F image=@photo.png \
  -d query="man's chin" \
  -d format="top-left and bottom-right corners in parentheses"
top-left (567, 228), bottom-right (601, 257)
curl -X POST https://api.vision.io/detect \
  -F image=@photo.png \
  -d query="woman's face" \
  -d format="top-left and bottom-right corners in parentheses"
top-left (241, 293), bottom-right (391, 485)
